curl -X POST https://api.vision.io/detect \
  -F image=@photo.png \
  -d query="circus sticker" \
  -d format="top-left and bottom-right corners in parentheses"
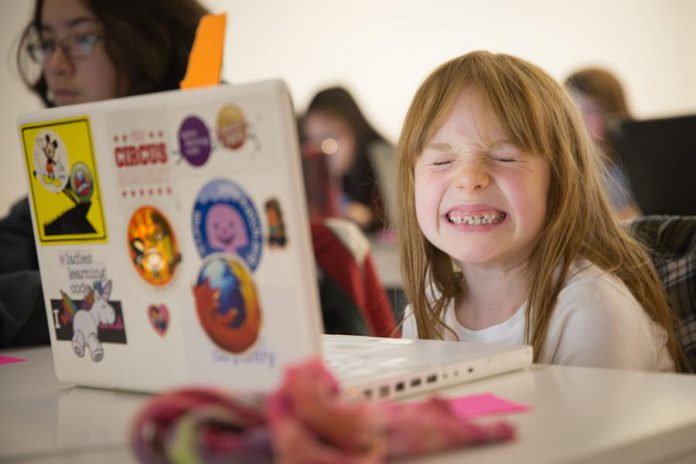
top-left (20, 118), bottom-right (107, 244)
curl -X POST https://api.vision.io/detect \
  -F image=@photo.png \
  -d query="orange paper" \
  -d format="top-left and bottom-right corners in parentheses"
top-left (180, 13), bottom-right (227, 89)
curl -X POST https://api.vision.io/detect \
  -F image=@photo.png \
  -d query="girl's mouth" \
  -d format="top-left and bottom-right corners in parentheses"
top-left (446, 210), bottom-right (507, 226)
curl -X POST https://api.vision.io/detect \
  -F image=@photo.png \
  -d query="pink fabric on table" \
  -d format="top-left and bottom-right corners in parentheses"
top-left (131, 359), bottom-right (520, 464)
top-left (0, 355), bottom-right (26, 365)
top-left (449, 393), bottom-right (529, 419)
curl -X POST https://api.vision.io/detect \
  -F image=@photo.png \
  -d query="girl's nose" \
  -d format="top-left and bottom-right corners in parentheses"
top-left (453, 159), bottom-right (490, 192)
top-left (43, 46), bottom-right (74, 76)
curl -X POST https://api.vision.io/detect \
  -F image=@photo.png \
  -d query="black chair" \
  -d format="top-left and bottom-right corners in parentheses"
top-left (628, 215), bottom-right (696, 372)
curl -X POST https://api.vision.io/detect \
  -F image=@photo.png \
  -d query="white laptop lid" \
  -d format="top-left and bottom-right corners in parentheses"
top-left (18, 80), bottom-right (324, 393)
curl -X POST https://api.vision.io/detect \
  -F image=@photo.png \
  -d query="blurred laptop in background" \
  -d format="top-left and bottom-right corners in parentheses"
top-left (610, 114), bottom-right (696, 216)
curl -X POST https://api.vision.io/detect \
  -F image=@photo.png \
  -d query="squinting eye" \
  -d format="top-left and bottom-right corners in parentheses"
top-left (432, 160), bottom-right (453, 166)
top-left (490, 156), bottom-right (516, 163)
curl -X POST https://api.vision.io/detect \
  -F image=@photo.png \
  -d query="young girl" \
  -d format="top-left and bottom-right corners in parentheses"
top-left (397, 51), bottom-right (685, 372)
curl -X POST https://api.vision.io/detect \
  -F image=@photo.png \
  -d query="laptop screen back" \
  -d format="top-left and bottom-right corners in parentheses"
top-left (610, 114), bottom-right (696, 216)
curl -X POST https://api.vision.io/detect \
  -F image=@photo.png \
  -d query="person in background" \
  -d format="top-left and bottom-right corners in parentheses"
top-left (301, 86), bottom-right (395, 233)
top-left (564, 67), bottom-right (640, 221)
top-left (397, 51), bottom-right (686, 372)
top-left (0, 0), bottom-right (208, 347)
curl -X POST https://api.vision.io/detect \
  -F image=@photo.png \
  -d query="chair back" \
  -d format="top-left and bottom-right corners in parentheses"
top-left (629, 215), bottom-right (696, 372)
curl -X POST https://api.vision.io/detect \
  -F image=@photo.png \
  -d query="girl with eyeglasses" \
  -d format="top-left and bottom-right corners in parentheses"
top-left (17, 0), bottom-right (209, 107)
top-left (0, 0), bottom-right (209, 347)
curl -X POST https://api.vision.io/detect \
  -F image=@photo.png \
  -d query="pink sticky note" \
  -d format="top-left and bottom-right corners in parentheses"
top-left (0, 355), bottom-right (26, 365)
top-left (449, 393), bottom-right (528, 419)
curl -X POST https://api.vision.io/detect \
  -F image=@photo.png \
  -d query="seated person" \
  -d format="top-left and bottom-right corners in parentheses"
top-left (565, 67), bottom-right (640, 221)
top-left (300, 86), bottom-right (396, 233)
top-left (0, 0), bottom-right (209, 347)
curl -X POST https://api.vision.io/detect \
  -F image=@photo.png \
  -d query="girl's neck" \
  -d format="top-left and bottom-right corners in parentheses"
top-left (454, 261), bottom-right (530, 331)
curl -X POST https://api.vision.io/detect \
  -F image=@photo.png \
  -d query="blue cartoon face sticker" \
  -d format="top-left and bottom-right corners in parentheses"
top-left (205, 203), bottom-right (249, 252)
top-left (192, 179), bottom-right (262, 271)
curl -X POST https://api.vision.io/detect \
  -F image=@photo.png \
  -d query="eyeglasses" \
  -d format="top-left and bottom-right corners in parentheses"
top-left (27, 33), bottom-right (104, 64)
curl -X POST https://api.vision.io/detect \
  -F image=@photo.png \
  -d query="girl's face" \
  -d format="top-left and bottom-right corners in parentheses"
top-left (303, 111), bottom-right (357, 178)
top-left (414, 89), bottom-right (550, 271)
top-left (40, 0), bottom-right (119, 106)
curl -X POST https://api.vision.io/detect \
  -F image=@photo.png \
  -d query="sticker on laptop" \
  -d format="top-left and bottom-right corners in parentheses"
top-left (192, 254), bottom-right (262, 354)
top-left (264, 198), bottom-right (287, 248)
top-left (217, 104), bottom-right (247, 150)
top-left (127, 206), bottom-right (182, 286)
top-left (69, 162), bottom-right (95, 203)
top-left (110, 123), bottom-right (173, 195)
top-left (178, 115), bottom-right (212, 167)
top-left (147, 304), bottom-right (170, 336)
top-left (34, 131), bottom-right (69, 192)
top-left (192, 179), bottom-right (263, 271)
top-left (217, 104), bottom-right (263, 152)
top-left (20, 118), bottom-right (107, 244)
top-left (49, 279), bottom-right (127, 363)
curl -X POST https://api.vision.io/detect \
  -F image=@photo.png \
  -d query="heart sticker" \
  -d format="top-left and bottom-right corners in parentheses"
top-left (148, 304), bottom-right (169, 336)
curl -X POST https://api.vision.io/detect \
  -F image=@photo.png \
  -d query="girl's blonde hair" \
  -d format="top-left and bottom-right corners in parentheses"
top-left (396, 51), bottom-right (686, 371)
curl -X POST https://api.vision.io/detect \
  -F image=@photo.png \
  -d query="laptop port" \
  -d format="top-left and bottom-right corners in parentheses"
top-left (395, 381), bottom-right (405, 392)
top-left (379, 385), bottom-right (390, 398)
top-left (468, 367), bottom-right (474, 373)
top-left (426, 374), bottom-right (437, 384)
top-left (410, 378), bottom-right (422, 387)
top-left (363, 389), bottom-right (372, 399)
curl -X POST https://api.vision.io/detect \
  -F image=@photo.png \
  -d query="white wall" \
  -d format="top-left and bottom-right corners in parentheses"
top-left (2, 0), bottom-right (695, 216)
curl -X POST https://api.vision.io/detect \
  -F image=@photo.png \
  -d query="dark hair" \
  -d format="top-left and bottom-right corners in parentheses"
top-left (305, 86), bottom-right (388, 230)
top-left (17, 0), bottom-right (209, 107)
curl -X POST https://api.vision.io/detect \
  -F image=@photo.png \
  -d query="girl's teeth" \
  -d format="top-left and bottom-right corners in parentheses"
top-left (447, 212), bottom-right (504, 225)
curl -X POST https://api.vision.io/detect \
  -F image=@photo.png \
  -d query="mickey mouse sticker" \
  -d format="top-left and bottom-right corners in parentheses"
top-left (20, 118), bottom-right (107, 244)
top-left (34, 130), bottom-right (69, 192)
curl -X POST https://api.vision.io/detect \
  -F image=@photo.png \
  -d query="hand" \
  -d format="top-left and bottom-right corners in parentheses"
top-left (344, 202), bottom-right (374, 229)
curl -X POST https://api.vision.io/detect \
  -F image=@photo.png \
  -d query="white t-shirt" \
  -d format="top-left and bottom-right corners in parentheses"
top-left (401, 260), bottom-right (674, 372)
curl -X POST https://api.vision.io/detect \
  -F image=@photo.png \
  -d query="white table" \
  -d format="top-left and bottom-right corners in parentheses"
top-left (2, 346), bottom-right (696, 464)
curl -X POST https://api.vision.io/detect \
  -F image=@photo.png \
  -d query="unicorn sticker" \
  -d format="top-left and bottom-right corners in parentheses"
top-left (60, 280), bottom-right (117, 362)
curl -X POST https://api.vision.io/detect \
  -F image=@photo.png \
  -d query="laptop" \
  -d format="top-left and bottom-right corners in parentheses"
top-left (17, 80), bottom-right (532, 400)
top-left (610, 114), bottom-right (696, 216)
